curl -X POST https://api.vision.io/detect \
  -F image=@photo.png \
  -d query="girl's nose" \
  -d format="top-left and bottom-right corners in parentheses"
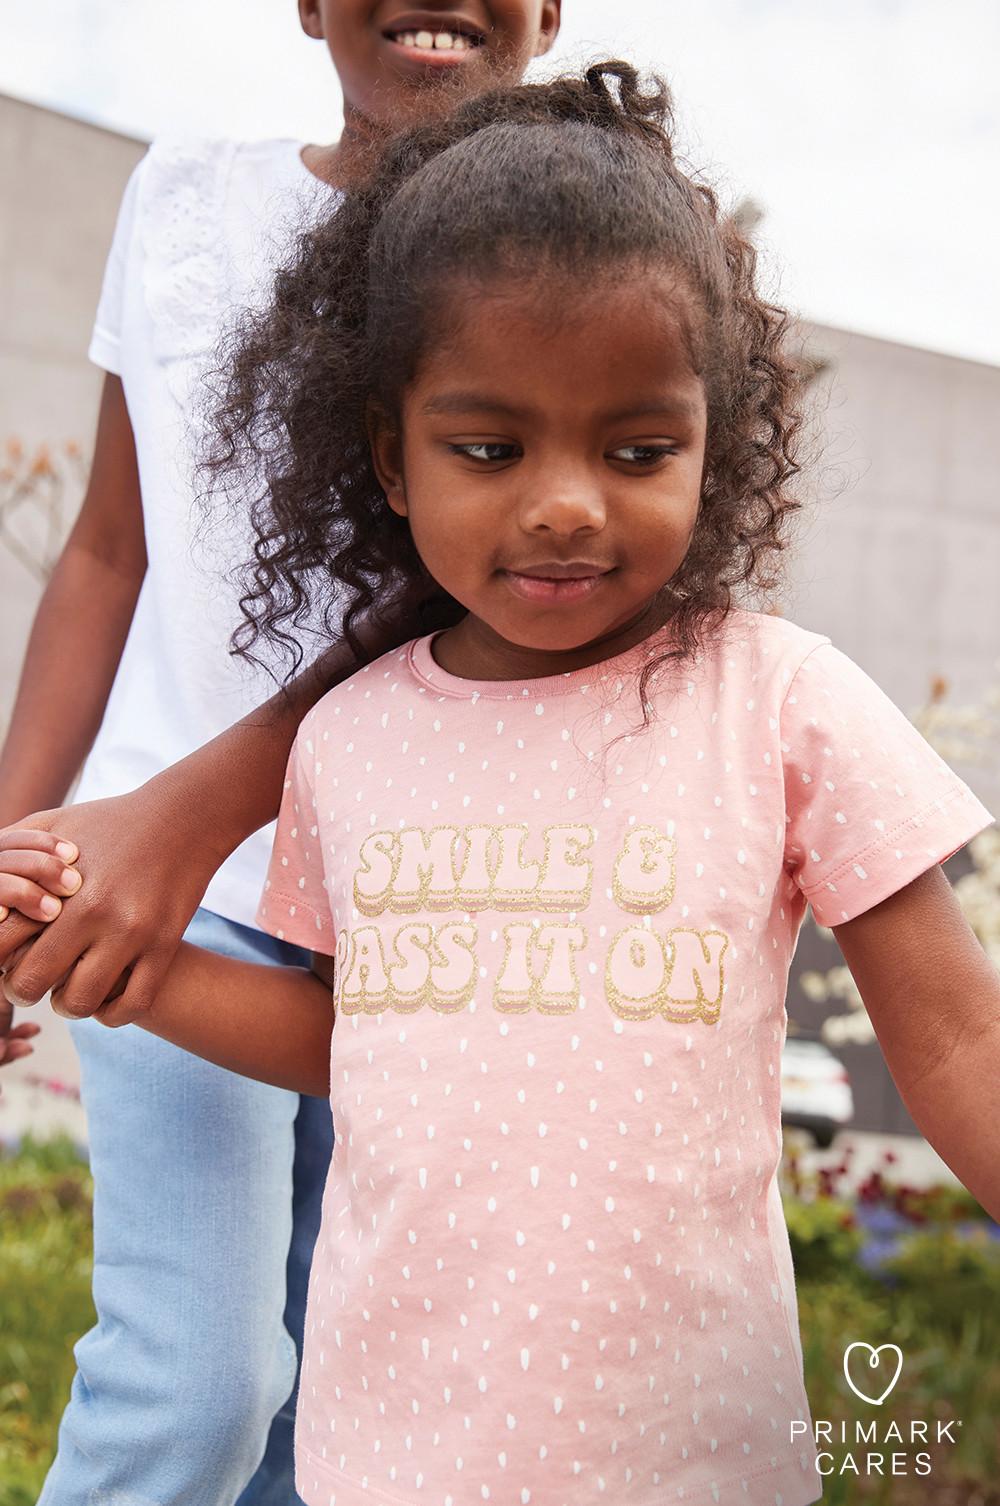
top-left (518, 471), bottom-right (607, 536)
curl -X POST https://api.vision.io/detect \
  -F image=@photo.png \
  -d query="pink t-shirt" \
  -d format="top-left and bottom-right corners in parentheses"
top-left (259, 611), bottom-right (991, 1506)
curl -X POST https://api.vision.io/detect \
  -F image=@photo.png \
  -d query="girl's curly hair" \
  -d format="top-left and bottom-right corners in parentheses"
top-left (204, 61), bottom-right (803, 696)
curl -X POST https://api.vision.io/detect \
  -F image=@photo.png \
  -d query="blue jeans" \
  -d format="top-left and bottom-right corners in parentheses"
top-left (39, 907), bottom-right (334, 1506)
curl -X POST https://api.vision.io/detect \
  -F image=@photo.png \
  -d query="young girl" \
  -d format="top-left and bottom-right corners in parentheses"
top-left (11, 59), bottom-right (1000, 1506)
top-left (0, 6), bottom-right (560, 1502)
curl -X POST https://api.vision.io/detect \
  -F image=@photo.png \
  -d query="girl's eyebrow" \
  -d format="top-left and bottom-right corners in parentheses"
top-left (420, 391), bottom-right (529, 419)
top-left (598, 396), bottom-right (704, 426)
top-left (420, 391), bottom-right (704, 424)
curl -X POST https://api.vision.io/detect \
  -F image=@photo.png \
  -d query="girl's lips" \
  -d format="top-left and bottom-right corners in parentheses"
top-left (501, 569), bottom-right (612, 605)
top-left (381, 32), bottom-right (482, 67)
top-left (382, 8), bottom-right (488, 40)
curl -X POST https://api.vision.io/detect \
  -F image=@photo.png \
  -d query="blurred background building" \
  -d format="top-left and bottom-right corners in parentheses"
top-left (0, 95), bottom-right (143, 671)
top-left (1, 91), bottom-right (998, 1143)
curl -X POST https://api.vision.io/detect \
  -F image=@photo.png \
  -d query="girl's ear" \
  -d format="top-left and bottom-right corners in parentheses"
top-left (367, 402), bottom-right (408, 517)
top-left (535, 2), bottom-right (562, 56)
top-left (298, 1), bottom-right (324, 41)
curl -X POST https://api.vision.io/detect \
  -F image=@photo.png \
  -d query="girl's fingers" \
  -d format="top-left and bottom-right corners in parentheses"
top-left (0, 912), bottom-right (44, 966)
top-left (0, 1040), bottom-right (37, 1066)
top-left (2, 921), bottom-right (88, 1007)
top-left (0, 829), bottom-right (78, 863)
top-left (51, 945), bottom-right (136, 1021)
top-left (0, 1020), bottom-right (41, 1067)
top-left (0, 876), bottom-right (65, 925)
top-left (3, 934), bottom-right (81, 1008)
top-left (0, 1023), bottom-right (41, 1064)
top-left (92, 954), bottom-right (160, 1028)
top-left (0, 850), bottom-right (83, 898)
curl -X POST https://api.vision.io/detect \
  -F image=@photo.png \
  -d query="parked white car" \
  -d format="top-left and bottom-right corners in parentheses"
top-left (780, 1037), bottom-right (854, 1148)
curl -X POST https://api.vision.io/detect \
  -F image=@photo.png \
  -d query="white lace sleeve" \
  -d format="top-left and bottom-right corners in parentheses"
top-left (139, 137), bottom-right (237, 405)
top-left (89, 153), bottom-right (148, 374)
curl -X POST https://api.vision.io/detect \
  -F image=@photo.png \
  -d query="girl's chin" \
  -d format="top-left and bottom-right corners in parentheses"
top-left (482, 614), bottom-right (657, 664)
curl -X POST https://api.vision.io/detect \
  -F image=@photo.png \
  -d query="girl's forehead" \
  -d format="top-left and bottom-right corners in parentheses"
top-left (414, 267), bottom-right (706, 398)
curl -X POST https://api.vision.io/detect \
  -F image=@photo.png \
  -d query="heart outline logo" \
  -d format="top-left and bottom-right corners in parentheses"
top-left (843, 1342), bottom-right (903, 1405)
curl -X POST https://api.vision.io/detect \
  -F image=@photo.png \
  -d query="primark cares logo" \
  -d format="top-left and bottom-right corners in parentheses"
top-left (790, 1342), bottom-right (964, 1481)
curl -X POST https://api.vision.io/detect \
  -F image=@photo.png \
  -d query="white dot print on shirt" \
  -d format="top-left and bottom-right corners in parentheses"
top-left (270, 629), bottom-right (856, 1498)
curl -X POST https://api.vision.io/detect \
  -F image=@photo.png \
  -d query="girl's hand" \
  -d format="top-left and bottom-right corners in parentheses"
top-left (0, 1007), bottom-right (42, 1070)
top-left (0, 826), bottom-right (82, 924)
top-left (0, 937), bottom-right (43, 1072)
top-left (0, 786), bottom-right (222, 1026)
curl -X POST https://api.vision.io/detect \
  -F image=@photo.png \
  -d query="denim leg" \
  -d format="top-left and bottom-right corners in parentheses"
top-left (236, 1093), bottom-right (334, 1506)
top-left (38, 908), bottom-right (321, 1506)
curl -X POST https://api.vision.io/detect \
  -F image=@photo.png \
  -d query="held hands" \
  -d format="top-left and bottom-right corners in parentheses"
top-left (0, 923), bottom-right (43, 1068)
top-left (0, 825), bottom-right (82, 924)
top-left (0, 594), bottom-right (433, 1052)
top-left (0, 825), bottom-right (82, 1068)
top-left (0, 784), bottom-right (223, 1030)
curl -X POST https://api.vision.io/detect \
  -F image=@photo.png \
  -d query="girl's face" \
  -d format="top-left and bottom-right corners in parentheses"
top-left (299, 2), bottom-right (560, 129)
top-left (372, 270), bottom-right (709, 681)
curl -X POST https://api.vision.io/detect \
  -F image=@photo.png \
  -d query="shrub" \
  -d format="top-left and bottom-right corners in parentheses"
top-left (0, 1136), bottom-right (94, 1505)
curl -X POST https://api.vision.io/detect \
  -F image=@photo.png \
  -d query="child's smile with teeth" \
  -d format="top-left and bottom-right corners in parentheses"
top-left (297, 5), bottom-right (559, 137)
top-left (389, 27), bottom-right (480, 51)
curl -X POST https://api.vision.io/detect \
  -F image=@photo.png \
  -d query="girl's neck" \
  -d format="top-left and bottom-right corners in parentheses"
top-left (300, 105), bottom-right (391, 191)
top-left (432, 599), bottom-right (673, 683)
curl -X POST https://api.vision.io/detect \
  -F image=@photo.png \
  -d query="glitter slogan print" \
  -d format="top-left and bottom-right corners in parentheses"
top-left (332, 823), bottom-right (729, 1023)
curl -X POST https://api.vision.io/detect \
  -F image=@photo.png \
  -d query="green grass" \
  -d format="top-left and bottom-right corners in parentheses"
top-left (2, 1136), bottom-right (999, 1505)
top-left (0, 1136), bottom-right (94, 1506)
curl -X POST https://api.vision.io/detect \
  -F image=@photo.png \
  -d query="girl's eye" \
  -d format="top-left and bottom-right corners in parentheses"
top-left (609, 444), bottom-right (678, 466)
top-left (449, 442), bottom-right (519, 463)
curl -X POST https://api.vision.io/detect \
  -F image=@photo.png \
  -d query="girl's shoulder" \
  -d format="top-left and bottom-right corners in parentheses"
top-left (696, 607), bottom-right (830, 686)
top-left (122, 135), bottom-right (315, 397)
top-left (135, 134), bottom-right (309, 202)
top-left (132, 134), bottom-right (312, 260)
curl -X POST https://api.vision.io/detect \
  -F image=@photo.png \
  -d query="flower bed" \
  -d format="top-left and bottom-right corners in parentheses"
top-left (783, 1145), bottom-right (1000, 1503)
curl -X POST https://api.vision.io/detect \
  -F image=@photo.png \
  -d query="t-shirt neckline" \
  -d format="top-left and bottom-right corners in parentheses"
top-left (407, 628), bottom-right (673, 702)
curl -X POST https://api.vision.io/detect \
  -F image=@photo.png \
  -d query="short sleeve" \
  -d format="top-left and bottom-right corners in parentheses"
top-left (256, 718), bottom-right (334, 951)
top-left (88, 153), bottom-right (148, 374)
top-left (781, 643), bottom-right (993, 926)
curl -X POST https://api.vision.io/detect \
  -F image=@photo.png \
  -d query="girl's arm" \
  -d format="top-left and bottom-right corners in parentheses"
top-left (0, 635), bottom-right (366, 1022)
top-left (0, 608), bottom-right (417, 1030)
top-left (63, 942), bottom-right (338, 1098)
top-left (834, 863), bottom-right (1000, 1220)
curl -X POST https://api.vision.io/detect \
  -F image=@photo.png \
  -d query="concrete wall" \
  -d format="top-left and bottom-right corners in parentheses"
top-left (0, 94), bottom-right (145, 726)
top-left (787, 323), bottom-right (999, 812)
